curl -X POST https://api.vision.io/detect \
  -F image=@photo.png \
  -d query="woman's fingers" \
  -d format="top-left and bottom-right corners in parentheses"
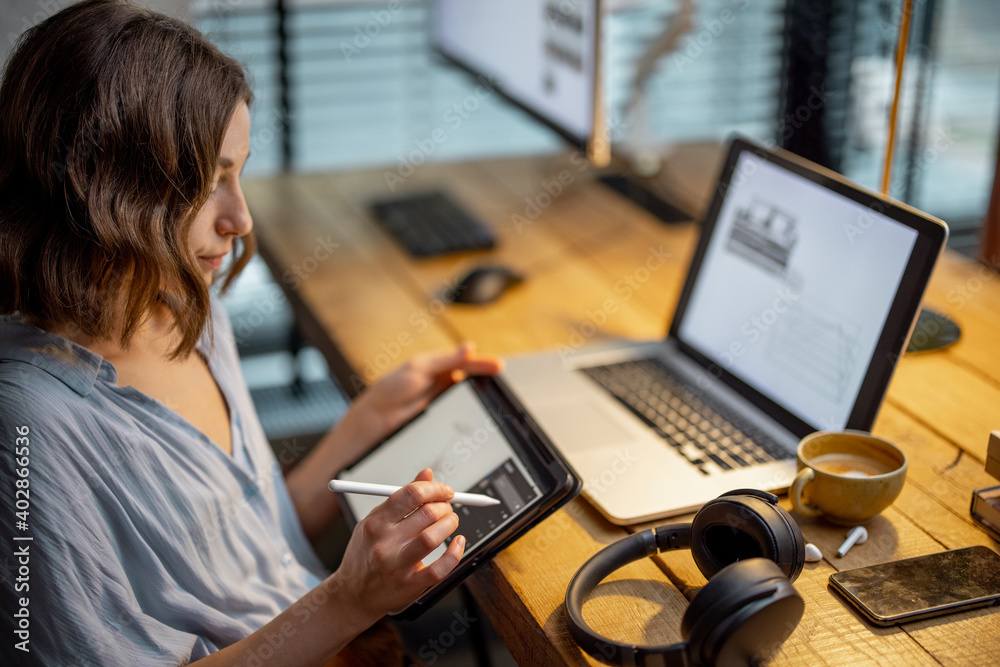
top-left (336, 470), bottom-right (466, 616)
top-left (398, 500), bottom-right (454, 534)
top-left (455, 352), bottom-right (504, 376)
top-left (416, 533), bottom-right (466, 589)
top-left (398, 510), bottom-right (460, 565)
top-left (419, 344), bottom-right (471, 377)
top-left (383, 471), bottom-right (461, 571)
top-left (457, 359), bottom-right (504, 377)
top-left (384, 480), bottom-right (454, 522)
top-left (420, 342), bottom-right (503, 378)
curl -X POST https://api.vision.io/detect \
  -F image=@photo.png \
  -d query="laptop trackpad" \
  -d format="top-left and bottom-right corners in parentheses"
top-left (538, 402), bottom-right (634, 451)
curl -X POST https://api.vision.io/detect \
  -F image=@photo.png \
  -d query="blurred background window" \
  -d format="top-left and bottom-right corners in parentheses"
top-left (185, 0), bottom-right (1000, 254)
top-left (2, 0), bottom-right (996, 246)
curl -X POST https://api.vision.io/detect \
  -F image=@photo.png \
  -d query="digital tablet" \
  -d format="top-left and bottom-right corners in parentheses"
top-left (332, 375), bottom-right (582, 620)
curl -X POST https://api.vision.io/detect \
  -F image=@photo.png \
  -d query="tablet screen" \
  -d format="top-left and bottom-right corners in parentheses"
top-left (338, 381), bottom-right (546, 564)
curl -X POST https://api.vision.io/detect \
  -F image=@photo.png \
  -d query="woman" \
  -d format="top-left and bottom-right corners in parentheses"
top-left (0, 1), bottom-right (500, 664)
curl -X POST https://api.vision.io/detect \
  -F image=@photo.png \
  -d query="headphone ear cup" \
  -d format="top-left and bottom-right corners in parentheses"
top-left (681, 559), bottom-right (804, 666)
top-left (690, 495), bottom-right (805, 581)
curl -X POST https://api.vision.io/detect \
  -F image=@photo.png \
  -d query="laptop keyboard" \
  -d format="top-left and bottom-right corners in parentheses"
top-left (580, 358), bottom-right (789, 476)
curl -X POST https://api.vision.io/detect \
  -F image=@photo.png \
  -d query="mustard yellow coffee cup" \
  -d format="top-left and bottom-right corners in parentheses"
top-left (790, 430), bottom-right (907, 524)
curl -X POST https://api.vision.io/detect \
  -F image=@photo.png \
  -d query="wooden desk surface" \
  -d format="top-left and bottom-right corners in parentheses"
top-left (243, 146), bottom-right (1000, 665)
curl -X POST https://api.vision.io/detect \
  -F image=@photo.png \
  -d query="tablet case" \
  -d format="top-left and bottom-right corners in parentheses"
top-left (334, 375), bottom-right (582, 620)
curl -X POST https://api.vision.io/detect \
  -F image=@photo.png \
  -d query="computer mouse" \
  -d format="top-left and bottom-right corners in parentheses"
top-left (445, 265), bottom-right (524, 305)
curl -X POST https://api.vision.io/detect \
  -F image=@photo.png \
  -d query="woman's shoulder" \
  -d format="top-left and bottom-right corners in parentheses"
top-left (1, 325), bottom-right (98, 405)
top-left (0, 357), bottom-right (82, 416)
top-left (0, 319), bottom-right (115, 454)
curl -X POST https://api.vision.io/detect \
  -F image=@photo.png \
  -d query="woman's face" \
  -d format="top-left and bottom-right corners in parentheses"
top-left (188, 102), bottom-right (253, 285)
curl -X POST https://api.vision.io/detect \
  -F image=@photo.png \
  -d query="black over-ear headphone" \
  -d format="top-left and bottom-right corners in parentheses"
top-left (565, 489), bottom-right (805, 666)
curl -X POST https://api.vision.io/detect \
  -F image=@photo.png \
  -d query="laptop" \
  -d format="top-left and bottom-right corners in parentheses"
top-left (501, 137), bottom-right (949, 525)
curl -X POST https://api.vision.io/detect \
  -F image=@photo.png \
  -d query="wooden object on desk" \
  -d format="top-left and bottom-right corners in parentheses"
top-left (243, 145), bottom-right (1000, 666)
top-left (988, 431), bottom-right (1000, 481)
top-left (981, 115), bottom-right (1000, 270)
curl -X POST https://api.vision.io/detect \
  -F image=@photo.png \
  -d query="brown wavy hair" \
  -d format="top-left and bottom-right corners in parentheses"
top-left (0, 0), bottom-right (255, 359)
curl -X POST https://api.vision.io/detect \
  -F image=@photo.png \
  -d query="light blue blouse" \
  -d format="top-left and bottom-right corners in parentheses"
top-left (0, 298), bottom-right (327, 665)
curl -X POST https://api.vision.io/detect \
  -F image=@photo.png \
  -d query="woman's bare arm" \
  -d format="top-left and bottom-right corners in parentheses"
top-left (193, 474), bottom-right (465, 666)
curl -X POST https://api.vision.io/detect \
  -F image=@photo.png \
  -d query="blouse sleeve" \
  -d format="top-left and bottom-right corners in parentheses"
top-left (1, 367), bottom-right (202, 667)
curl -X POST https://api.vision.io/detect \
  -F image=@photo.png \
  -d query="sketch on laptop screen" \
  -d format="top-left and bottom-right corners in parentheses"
top-left (340, 382), bottom-right (543, 564)
top-left (678, 152), bottom-right (919, 430)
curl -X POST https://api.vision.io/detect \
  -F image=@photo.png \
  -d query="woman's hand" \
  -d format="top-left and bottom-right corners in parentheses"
top-left (196, 469), bottom-right (465, 666)
top-left (285, 342), bottom-right (500, 543)
top-left (330, 469), bottom-right (466, 621)
top-left (351, 342), bottom-right (502, 449)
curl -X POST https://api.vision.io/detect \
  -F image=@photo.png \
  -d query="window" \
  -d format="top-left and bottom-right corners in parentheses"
top-left (194, 0), bottom-right (1000, 251)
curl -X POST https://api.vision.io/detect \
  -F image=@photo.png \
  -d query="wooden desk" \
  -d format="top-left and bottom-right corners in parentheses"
top-left (243, 146), bottom-right (1000, 665)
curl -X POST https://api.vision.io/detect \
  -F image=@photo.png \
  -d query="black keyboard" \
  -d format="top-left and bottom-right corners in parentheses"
top-left (369, 191), bottom-right (496, 258)
top-left (580, 358), bottom-right (789, 476)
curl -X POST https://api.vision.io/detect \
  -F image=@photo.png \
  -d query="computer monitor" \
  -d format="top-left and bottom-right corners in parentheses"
top-left (432, 0), bottom-right (609, 166)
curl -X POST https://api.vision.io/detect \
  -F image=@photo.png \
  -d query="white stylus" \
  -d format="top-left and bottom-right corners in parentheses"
top-left (328, 480), bottom-right (501, 507)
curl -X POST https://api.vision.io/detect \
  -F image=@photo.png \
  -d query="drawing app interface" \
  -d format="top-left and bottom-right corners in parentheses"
top-left (340, 382), bottom-right (543, 565)
top-left (678, 151), bottom-right (919, 429)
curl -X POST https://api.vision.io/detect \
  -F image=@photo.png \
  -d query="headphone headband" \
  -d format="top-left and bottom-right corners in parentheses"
top-left (565, 528), bottom-right (690, 665)
top-left (565, 491), bottom-right (805, 666)
top-left (718, 488), bottom-right (780, 504)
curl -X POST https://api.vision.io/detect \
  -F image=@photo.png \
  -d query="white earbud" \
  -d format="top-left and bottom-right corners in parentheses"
top-left (836, 526), bottom-right (868, 557)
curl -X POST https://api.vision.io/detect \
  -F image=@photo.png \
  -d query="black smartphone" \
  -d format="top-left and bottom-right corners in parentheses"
top-left (829, 546), bottom-right (1000, 626)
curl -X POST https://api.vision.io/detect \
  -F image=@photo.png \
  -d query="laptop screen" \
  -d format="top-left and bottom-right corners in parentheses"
top-left (676, 150), bottom-right (919, 431)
